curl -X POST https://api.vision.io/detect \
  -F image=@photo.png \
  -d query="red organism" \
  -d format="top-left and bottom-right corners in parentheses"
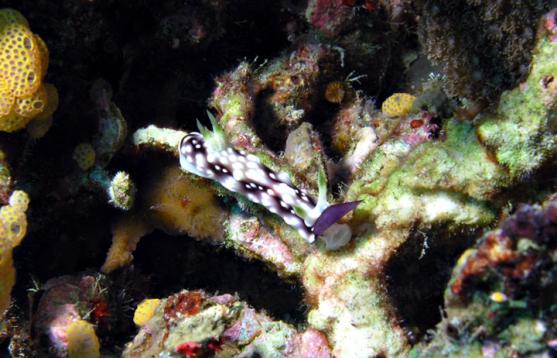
top-left (207, 338), bottom-right (223, 353)
top-left (91, 299), bottom-right (111, 323)
top-left (176, 342), bottom-right (201, 357)
top-left (363, 0), bottom-right (375, 12)
top-left (164, 291), bottom-right (203, 321)
top-left (410, 119), bottom-right (423, 129)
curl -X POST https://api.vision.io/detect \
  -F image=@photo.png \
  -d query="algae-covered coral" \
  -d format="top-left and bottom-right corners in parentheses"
top-left (2, 1), bottom-right (557, 357)
top-left (414, 195), bottom-right (557, 357)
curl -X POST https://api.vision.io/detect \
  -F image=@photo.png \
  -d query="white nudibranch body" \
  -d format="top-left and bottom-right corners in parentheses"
top-left (178, 114), bottom-right (358, 250)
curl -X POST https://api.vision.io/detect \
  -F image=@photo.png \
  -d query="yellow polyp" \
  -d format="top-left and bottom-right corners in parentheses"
top-left (66, 320), bottom-right (100, 358)
top-left (133, 298), bottom-right (161, 327)
top-left (381, 92), bottom-right (416, 117)
top-left (489, 291), bottom-right (507, 303)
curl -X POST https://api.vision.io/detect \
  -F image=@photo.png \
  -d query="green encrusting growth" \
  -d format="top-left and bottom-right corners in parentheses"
top-left (350, 119), bottom-right (504, 231)
top-left (350, 34), bottom-right (557, 233)
top-left (478, 35), bottom-right (557, 178)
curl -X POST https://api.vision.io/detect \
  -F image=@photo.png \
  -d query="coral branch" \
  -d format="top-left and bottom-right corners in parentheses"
top-left (132, 125), bottom-right (186, 156)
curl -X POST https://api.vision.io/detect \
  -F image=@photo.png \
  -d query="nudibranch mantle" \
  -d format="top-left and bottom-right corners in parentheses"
top-left (178, 113), bottom-right (359, 250)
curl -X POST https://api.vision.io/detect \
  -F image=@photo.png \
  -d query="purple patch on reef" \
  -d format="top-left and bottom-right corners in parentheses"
top-left (312, 201), bottom-right (360, 236)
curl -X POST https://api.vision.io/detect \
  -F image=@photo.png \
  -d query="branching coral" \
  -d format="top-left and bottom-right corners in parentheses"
top-left (124, 13), bottom-right (557, 356)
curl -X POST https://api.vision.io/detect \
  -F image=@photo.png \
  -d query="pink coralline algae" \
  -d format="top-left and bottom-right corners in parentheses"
top-left (228, 214), bottom-right (302, 275)
top-left (305, 0), bottom-right (354, 37)
top-left (290, 329), bottom-right (333, 358)
top-left (400, 111), bottom-right (439, 147)
top-left (544, 8), bottom-right (557, 41)
top-left (123, 290), bottom-right (333, 357)
top-left (33, 274), bottom-right (107, 356)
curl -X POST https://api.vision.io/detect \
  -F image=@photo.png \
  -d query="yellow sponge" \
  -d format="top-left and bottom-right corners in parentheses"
top-left (0, 23), bottom-right (43, 98)
top-left (101, 217), bottom-right (152, 273)
top-left (34, 34), bottom-right (49, 78)
top-left (381, 93), bottom-right (416, 117)
top-left (66, 320), bottom-right (100, 358)
top-left (0, 204), bottom-right (27, 247)
top-left (15, 84), bottom-right (48, 118)
top-left (9, 190), bottom-right (29, 212)
top-left (27, 115), bottom-right (53, 139)
top-left (0, 76), bottom-right (14, 116)
top-left (0, 9), bottom-right (56, 133)
top-left (0, 189), bottom-right (29, 317)
top-left (0, 252), bottom-right (15, 316)
top-left (133, 298), bottom-right (161, 327)
top-left (147, 166), bottom-right (227, 240)
top-left (0, 109), bottom-right (32, 132)
top-left (0, 8), bottom-right (29, 28)
top-left (35, 83), bottom-right (58, 120)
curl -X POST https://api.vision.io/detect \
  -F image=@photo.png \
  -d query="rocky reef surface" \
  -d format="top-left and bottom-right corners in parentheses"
top-left (1, 1), bottom-right (557, 357)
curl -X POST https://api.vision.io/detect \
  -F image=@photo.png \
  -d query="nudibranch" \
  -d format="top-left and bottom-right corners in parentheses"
top-left (178, 113), bottom-right (360, 250)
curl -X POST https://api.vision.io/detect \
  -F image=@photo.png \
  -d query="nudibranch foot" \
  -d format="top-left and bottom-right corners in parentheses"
top-left (178, 113), bottom-right (360, 249)
top-left (321, 223), bottom-right (353, 251)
